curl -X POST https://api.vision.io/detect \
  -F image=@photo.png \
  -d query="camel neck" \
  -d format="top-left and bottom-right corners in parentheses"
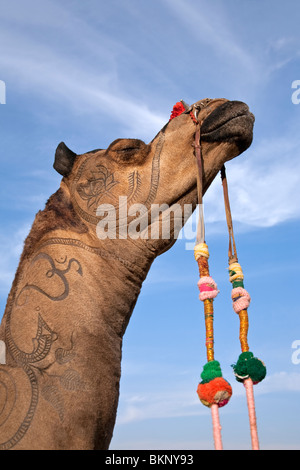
top-left (58, 236), bottom-right (152, 330)
top-left (0, 228), bottom-right (154, 449)
top-left (4, 229), bottom-right (154, 343)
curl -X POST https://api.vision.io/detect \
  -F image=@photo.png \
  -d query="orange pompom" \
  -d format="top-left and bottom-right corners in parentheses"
top-left (197, 377), bottom-right (232, 408)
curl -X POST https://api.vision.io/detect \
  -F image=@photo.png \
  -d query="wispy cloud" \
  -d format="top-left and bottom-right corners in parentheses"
top-left (116, 388), bottom-right (205, 425)
top-left (116, 370), bottom-right (300, 426)
top-left (164, 0), bottom-right (261, 82)
top-left (201, 126), bottom-right (300, 228)
top-left (265, 36), bottom-right (300, 74)
top-left (0, 1), bottom-right (166, 140)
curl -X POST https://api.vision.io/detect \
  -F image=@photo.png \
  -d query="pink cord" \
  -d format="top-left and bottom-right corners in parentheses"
top-left (244, 378), bottom-right (260, 450)
top-left (211, 404), bottom-right (223, 450)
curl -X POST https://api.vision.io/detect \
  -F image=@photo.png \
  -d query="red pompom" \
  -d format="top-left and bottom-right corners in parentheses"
top-left (197, 377), bottom-right (232, 408)
top-left (169, 102), bottom-right (186, 121)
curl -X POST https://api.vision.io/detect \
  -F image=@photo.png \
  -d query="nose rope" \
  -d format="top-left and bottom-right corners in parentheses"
top-left (194, 125), bottom-right (205, 244)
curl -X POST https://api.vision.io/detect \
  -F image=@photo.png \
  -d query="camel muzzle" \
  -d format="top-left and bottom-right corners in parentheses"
top-left (200, 100), bottom-right (255, 152)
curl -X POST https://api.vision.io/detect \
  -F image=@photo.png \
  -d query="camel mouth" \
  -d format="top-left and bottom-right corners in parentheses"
top-left (201, 100), bottom-right (255, 153)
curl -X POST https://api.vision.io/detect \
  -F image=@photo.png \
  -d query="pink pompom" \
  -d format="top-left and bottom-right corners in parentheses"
top-left (198, 276), bottom-right (219, 301)
top-left (231, 287), bottom-right (251, 313)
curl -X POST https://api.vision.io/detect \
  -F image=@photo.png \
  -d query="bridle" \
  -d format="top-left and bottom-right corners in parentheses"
top-left (181, 98), bottom-right (213, 243)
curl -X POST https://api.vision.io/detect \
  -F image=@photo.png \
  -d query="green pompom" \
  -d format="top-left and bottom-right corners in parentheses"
top-left (200, 360), bottom-right (223, 383)
top-left (233, 352), bottom-right (253, 378)
top-left (232, 352), bottom-right (266, 384)
top-left (247, 357), bottom-right (267, 383)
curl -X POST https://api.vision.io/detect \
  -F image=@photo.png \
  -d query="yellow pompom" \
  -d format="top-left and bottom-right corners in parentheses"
top-left (194, 243), bottom-right (209, 261)
top-left (228, 262), bottom-right (244, 282)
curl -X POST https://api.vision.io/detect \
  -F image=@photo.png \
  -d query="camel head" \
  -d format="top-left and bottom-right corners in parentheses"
top-left (53, 98), bottom-right (254, 257)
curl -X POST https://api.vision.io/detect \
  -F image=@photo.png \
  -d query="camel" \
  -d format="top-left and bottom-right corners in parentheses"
top-left (0, 98), bottom-right (254, 450)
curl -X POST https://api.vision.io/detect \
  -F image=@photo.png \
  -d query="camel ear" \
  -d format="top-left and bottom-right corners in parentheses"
top-left (53, 142), bottom-right (77, 176)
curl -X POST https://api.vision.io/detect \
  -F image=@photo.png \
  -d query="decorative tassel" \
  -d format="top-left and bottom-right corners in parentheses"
top-left (221, 165), bottom-right (266, 450)
top-left (194, 242), bottom-right (232, 451)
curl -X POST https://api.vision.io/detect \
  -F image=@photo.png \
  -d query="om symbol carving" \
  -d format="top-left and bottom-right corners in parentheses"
top-left (16, 253), bottom-right (82, 305)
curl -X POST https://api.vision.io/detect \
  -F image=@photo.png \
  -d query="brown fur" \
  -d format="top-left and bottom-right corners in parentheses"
top-left (23, 188), bottom-right (88, 259)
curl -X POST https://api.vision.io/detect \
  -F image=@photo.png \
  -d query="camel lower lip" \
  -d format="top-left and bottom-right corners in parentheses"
top-left (201, 112), bottom-right (253, 137)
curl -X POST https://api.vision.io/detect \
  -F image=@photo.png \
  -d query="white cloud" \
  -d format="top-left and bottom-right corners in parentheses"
top-left (0, 2), bottom-right (166, 141)
top-left (116, 388), bottom-right (205, 425)
top-left (1, 38), bottom-right (165, 140)
top-left (115, 369), bottom-right (300, 426)
top-left (160, 2), bottom-right (300, 230)
top-left (201, 128), bottom-right (300, 228)
top-left (253, 371), bottom-right (300, 395)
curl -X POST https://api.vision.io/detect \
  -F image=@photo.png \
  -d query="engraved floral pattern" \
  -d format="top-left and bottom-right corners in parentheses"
top-left (77, 164), bottom-right (119, 209)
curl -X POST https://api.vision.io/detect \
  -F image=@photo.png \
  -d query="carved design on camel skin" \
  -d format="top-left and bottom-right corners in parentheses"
top-left (0, 254), bottom-right (84, 450)
top-left (0, 98), bottom-right (254, 449)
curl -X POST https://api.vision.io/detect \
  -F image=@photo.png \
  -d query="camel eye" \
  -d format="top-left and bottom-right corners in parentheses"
top-left (116, 146), bottom-right (139, 159)
top-left (106, 138), bottom-right (150, 164)
top-left (118, 147), bottom-right (138, 152)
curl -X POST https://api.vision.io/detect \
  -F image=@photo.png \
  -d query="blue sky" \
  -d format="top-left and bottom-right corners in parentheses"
top-left (1, 0), bottom-right (300, 450)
